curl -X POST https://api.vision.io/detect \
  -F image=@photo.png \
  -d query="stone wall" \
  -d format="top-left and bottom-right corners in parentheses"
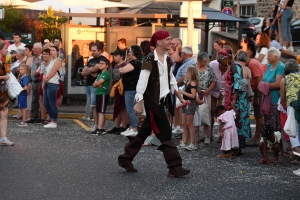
top-left (255, 0), bottom-right (300, 21)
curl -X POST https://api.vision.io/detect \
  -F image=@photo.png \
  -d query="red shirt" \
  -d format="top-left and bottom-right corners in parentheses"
top-left (247, 58), bottom-right (264, 91)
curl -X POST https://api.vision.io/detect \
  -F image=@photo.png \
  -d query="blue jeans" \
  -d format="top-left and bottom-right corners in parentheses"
top-left (43, 83), bottom-right (59, 121)
top-left (84, 86), bottom-right (96, 108)
top-left (282, 9), bottom-right (293, 43)
top-left (124, 90), bottom-right (138, 127)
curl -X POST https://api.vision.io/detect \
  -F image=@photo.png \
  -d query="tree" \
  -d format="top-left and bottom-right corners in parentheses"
top-left (0, 4), bottom-right (30, 33)
top-left (38, 6), bottom-right (68, 41)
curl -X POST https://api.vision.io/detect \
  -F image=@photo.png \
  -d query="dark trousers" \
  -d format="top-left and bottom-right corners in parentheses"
top-left (137, 101), bottom-right (172, 143)
top-left (31, 81), bottom-right (40, 119)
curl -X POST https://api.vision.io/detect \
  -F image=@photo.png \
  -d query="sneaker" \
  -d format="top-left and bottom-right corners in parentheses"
top-left (186, 143), bottom-right (197, 151)
top-left (17, 121), bottom-right (28, 127)
top-left (34, 119), bottom-right (44, 124)
top-left (122, 129), bottom-right (138, 137)
top-left (294, 170), bottom-right (300, 176)
top-left (13, 113), bottom-right (22, 118)
top-left (172, 128), bottom-right (182, 135)
top-left (11, 104), bottom-right (18, 108)
top-left (43, 122), bottom-right (57, 128)
top-left (0, 138), bottom-right (14, 146)
top-left (91, 129), bottom-right (105, 135)
top-left (82, 116), bottom-right (90, 121)
top-left (117, 127), bottom-right (126, 135)
top-left (204, 137), bottom-right (210, 145)
top-left (293, 168), bottom-right (300, 174)
top-left (106, 126), bottom-right (120, 134)
top-left (120, 128), bottom-right (131, 135)
top-left (177, 142), bottom-right (188, 149)
top-left (288, 46), bottom-right (294, 52)
top-left (26, 119), bottom-right (35, 123)
top-left (89, 124), bottom-right (97, 132)
top-left (98, 129), bottom-right (106, 135)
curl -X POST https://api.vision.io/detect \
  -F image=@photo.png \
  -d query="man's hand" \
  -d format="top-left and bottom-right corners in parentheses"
top-left (134, 101), bottom-right (143, 116)
top-left (176, 44), bottom-right (182, 52)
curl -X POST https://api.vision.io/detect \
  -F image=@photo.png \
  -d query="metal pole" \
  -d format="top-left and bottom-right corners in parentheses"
top-left (187, 1), bottom-right (193, 47)
top-left (236, 0), bottom-right (240, 17)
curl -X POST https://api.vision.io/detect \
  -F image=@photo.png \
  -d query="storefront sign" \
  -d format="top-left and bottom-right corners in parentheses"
top-left (180, 1), bottom-right (202, 19)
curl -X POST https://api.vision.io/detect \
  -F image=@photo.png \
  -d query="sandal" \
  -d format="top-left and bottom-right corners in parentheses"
top-left (290, 159), bottom-right (300, 164)
top-left (217, 153), bottom-right (227, 159)
top-left (245, 139), bottom-right (259, 147)
top-left (228, 152), bottom-right (233, 159)
top-left (197, 137), bottom-right (205, 142)
top-left (143, 141), bottom-right (152, 146)
top-left (259, 158), bottom-right (267, 164)
top-left (273, 158), bottom-right (279, 163)
top-left (232, 149), bottom-right (242, 156)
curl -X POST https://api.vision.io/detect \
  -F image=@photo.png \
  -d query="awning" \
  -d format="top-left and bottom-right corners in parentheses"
top-left (55, 1), bottom-right (244, 23)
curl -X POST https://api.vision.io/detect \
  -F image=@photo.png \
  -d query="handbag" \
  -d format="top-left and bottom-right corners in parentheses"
top-left (6, 72), bottom-right (23, 99)
top-left (193, 96), bottom-right (210, 126)
top-left (284, 107), bottom-right (298, 138)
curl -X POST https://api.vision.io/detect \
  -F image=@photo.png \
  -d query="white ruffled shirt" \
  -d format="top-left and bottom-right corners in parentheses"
top-left (135, 50), bottom-right (178, 102)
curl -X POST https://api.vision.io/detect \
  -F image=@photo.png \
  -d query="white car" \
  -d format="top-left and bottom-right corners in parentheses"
top-left (247, 17), bottom-right (265, 34)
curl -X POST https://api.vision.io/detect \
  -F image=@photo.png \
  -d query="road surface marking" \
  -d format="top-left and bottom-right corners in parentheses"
top-left (74, 119), bottom-right (90, 131)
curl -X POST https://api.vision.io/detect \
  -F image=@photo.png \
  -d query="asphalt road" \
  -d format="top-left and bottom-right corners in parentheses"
top-left (0, 118), bottom-right (299, 200)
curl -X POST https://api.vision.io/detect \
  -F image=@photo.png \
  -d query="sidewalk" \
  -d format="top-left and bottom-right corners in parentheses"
top-left (8, 103), bottom-right (114, 120)
top-left (8, 102), bottom-right (255, 120)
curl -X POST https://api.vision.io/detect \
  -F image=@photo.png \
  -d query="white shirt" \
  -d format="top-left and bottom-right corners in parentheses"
top-left (11, 57), bottom-right (27, 70)
top-left (135, 50), bottom-right (178, 102)
top-left (7, 43), bottom-right (26, 52)
top-left (278, 0), bottom-right (285, 12)
top-left (45, 58), bottom-right (60, 84)
top-left (255, 47), bottom-right (269, 65)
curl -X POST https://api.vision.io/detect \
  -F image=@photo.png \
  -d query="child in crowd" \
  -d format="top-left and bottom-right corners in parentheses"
top-left (91, 58), bottom-right (110, 135)
top-left (17, 64), bottom-right (30, 127)
top-left (177, 66), bottom-right (199, 151)
top-left (215, 106), bottom-right (239, 159)
top-left (259, 124), bottom-right (285, 165)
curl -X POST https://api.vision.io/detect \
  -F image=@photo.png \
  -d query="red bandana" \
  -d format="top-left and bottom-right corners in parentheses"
top-left (149, 30), bottom-right (170, 47)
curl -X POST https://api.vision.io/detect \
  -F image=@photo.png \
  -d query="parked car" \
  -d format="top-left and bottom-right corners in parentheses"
top-left (227, 19), bottom-right (256, 39)
top-left (247, 17), bottom-right (265, 34)
top-left (291, 18), bottom-right (300, 46)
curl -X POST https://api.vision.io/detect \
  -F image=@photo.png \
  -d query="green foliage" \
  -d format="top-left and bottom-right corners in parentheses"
top-left (38, 6), bottom-right (67, 41)
top-left (0, 4), bottom-right (30, 33)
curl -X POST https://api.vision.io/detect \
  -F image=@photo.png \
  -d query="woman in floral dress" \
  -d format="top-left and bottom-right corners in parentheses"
top-left (223, 50), bottom-right (251, 154)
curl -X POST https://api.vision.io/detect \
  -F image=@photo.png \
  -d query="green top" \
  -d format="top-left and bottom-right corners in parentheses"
top-left (95, 70), bottom-right (110, 95)
top-left (262, 62), bottom-right (284, 104)
top-left (290, 91), bottom-right (300, 124)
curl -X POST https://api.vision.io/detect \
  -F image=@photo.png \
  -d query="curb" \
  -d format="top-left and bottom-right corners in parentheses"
top-left (8, 109), bottom-right (255, 121)
top-left (8, 109), bottom-right (113, 120)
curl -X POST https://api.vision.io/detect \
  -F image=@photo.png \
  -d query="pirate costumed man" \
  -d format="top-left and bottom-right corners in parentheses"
top-left (118, 30), bottom-right (190, 177)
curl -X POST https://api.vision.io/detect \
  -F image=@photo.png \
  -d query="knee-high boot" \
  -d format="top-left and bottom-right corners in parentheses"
top-left (157, 140), bottom-right (190, 177)
top-left (118, 136), bottom-right (145, 172)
